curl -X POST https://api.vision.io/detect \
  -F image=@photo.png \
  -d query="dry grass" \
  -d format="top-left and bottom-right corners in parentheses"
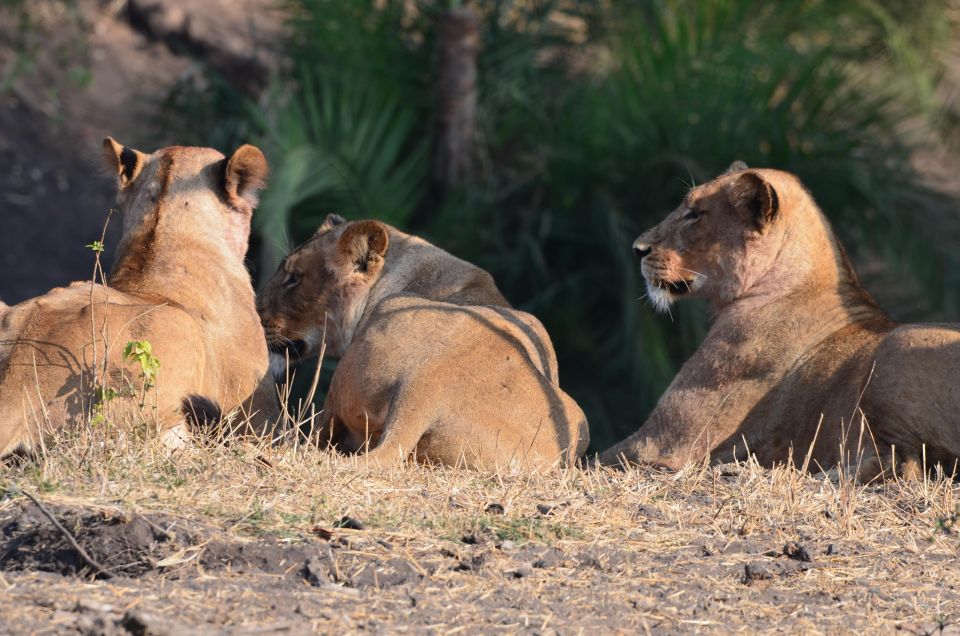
top-left (1, 423), bottom-right (958, 635)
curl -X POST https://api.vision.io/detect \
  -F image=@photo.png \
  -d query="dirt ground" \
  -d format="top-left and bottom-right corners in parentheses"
top-left (1, 435), bottom-right (958, 635)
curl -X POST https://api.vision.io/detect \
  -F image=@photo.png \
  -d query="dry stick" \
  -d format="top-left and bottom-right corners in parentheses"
top-left (88, 210), bottom-right (114, 398)
top-left (800, 414), bottom-right (824, 475)
top-left (302, 321), bottom-right (328, 415)
top-left (19, 489), bottom-right (115, 580)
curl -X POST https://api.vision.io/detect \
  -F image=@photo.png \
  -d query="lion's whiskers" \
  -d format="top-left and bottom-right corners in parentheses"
top-left (676, 266), bottom-right (708, 280)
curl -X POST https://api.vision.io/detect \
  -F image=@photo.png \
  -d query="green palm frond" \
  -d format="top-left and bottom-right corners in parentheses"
top-left (255, 70), bottom-right (428, 272)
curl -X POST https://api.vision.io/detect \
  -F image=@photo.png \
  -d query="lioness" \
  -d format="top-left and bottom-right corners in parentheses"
top-left (600, 163), bottom-right (960, 479)
top-left (259, 215), bottom-right (589, 472)
top-left (0, 138), bottom-right (278, 456)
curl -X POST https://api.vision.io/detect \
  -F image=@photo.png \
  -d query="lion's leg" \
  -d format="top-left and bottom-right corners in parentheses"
top-left (898, 456), bottom-right (924, 481)
top-left (240, 374), bottom-right (284, 441)
top-left (314, 408), bottom-right (349, 451)
top-left (853, 440), bottom-right (924, 482)
top-left (361, 396), bottom-right (433, 466)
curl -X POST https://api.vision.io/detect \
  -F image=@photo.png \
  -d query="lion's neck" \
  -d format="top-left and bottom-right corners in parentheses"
top-left (718, 271), bottom-right (886, 363)
top-left (335, 240), bottom-right (508, 352)
top-left (714, 204), bottom-right (888, 348)
top-left (371, 237), bottom-right (470, 302)
top-left (109, 224), bottom-right (256, 321)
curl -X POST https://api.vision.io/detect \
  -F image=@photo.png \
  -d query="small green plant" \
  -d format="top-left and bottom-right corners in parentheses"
top-left (471, 515), bottom-right (582, 544)
top-left (123, 340), bottom-right (160, 390)
top-left (242, 498), bottom-right (271, 533)
top-left (280, 511), bottom-right (307, 525)
top-left (85, 240), bottom-right (105, 253)
top-left (90, 384), bottom-right (119, 425)
top-left (934, 506), bottom-right (959, 537)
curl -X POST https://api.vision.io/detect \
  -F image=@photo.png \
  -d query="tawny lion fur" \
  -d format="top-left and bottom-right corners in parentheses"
top-left (600, 163), bottom-right (960, 479)
top-left (0, 138), bottom-right (279, 456)
top-left (259, 215), bottom-right (589, 472)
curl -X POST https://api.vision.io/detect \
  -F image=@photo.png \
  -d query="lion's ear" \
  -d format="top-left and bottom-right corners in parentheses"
top-left (317, 213), bottom-right (347, 235)
top-left (336, 221), bottom-right (390, 276)
top-left (224, 144), bottom-right (269, 208)
top-left (102, 137), bottom-right (145, 188)
top-left (730, 172), bottom-right (779, 230)
top-left (725, 160), bottom-right (749, 174)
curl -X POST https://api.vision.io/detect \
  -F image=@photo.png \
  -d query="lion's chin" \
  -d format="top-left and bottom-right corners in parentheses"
top-left (267, 338), bottom-right (308, 383)
top-left (268, 352), bottom-right (291, 383)
top-left (645, 277), bottom-right (697, 313)
top-left (267, 338), bottom-right (307, 357)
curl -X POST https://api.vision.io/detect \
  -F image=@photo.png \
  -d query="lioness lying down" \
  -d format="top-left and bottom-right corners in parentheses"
top-left (259, 215), bottom-right (589, 472)
top-left (600, 163), bottom-right (960, 479)
top-left (0, 139), bottom-right (278, 456)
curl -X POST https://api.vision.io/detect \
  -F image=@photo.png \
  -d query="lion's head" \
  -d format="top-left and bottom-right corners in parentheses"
top-left (101, 137), bottom-right (268, 279)
top-left (258, 214), bottom-right (390, 365)
top-left (633, 162), bottom-right (806, 312)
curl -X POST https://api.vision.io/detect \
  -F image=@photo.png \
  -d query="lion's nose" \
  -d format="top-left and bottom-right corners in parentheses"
top-left (633, 240), bottom-right (652, 259)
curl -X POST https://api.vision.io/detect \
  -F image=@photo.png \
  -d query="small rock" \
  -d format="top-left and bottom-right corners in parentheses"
top-left (311, 526), bottom-right (333, 540)
top-left (636, 504), bottom-right (662, 519)
top-left (121, 609), bottom-right (177, 636)
top-left (783, 542), bottom-right (813, 562)
top-left (334, 516), bottom-right (364, 530)
top-left (303, 557), bottom-right (330, 586)
top-left (75, 599), bottom-right (115, 614)
top-left (743, 562), bottom-right (772, 584)
top-left (485, 503), bottom-right (505, 515)
top-left (498, 540), bottom-right (516, 550)
top-left (454, 554), bottom-right (485, 572)
top-left (536, 504), bottom-right (553, 516)
top-left (532, 550), bottom-right (562, 569)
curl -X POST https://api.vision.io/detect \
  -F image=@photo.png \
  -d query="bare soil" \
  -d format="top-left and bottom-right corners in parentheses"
top-left (1, 438), bottom-right (958, 634)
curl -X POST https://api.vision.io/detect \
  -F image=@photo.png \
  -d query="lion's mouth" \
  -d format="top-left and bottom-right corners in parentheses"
top-left (267, 339), bottom-right (307, 359)
top-left (653, 278), bottom-right (696, 295)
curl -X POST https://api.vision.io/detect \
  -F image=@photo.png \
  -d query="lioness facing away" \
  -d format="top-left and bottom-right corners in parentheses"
top-left (0, 138), bottom-right (278, 456)
top-left (600, 163), bottom-right (960, 479)
top-left (259, 215), bottom-right (589, 472)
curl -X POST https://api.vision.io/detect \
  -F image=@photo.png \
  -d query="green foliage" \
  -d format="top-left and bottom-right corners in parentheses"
top-left (90, 385), bottom-right (118, 426)
top-left (85, 240), bottom-right (105, 254)
top-left (123, 340), bottom-right (160, 391)
top-left (253, 71), bottom-right (430, 270)
top-left (0, 0), bottom-right (89, 96)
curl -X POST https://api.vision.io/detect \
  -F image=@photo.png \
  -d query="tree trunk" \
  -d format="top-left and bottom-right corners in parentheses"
top-left (433, 7), bottom-right (480, 190)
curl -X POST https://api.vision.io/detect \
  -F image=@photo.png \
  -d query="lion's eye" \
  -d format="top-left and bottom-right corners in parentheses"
top-left (283, 271), bottom-right (301, 289)
top-left (683, 208), bottom-right (703, 222)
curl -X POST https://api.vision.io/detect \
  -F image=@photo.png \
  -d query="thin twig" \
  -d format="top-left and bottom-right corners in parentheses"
top-left (19, 489), bottom-right (115, 579)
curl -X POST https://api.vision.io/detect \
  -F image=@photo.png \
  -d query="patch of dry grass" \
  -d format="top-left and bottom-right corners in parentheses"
top-left (1, 424), bottom-right (959, 634)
